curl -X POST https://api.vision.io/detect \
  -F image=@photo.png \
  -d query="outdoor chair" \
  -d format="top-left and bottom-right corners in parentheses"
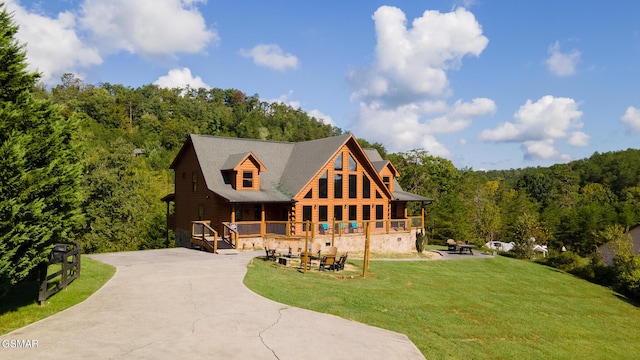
top-left (320, 223), bottom-right (329, 234)
top-left (333, 252), bottom-right (348, 271)
top-left (288, 243), bottom-right (301, 258)
top-left (327, 246), bottom-right (338, 257)
top-left (349, 222), bottom-right (359, 233)
top-left (446, 239), bottom-right (457, 251)
top-left (309, 242), bottom-right (322, 260)
top-left (319, 255), bottom-right (336, 271)
top-left (264, 241), bottom-right (280, 261)
top-left (299, 254), bottom-right (312, 270)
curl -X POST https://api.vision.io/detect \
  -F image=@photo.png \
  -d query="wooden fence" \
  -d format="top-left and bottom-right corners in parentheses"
top-left (38, 242), bottom-right (81, 305)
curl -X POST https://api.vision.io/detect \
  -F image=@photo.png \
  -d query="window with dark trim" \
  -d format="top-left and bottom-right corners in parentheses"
top-left (303, 205), bottom-right (312, 231)
top-left (334, 174), bottom-right (343, 199)
top-left (348, 174), bottom-right (357, 198)
top-left (334, 153), bottom-right (343, 170)
top-left (362, 205), bottom-right (370, 221)
top-left (376, 204), bottom-right (384, 228)
top-left (348, 154), bottom-right (357, 171)
top-left (383, 176), bottom-right (390, 189)
top-left (362, 174), bottom-right (370, 199)
top-left (319, 206), bottom-right (328, 222)
top-left (242, 171), bottom-right (253, 188)
top-left (376, 190), bottom-right (382, 199)
top-left (192, 172), bottom-right (197, 192)
top-left (348, 205), bottom-right (357, 221)
top-left (304, 189), bottom-right (312, 198)
top-left (319, 171), bottom-right (328, 198)
top-left (334, 205), bottom-right (343, 221)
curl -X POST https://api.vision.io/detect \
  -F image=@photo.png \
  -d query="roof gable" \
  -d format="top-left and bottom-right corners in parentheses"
top-left (222, 152), bottom-right (266, 172)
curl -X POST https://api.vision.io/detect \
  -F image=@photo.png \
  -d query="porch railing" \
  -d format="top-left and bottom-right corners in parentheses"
top-left (223, 217), bottom-right (423, 238)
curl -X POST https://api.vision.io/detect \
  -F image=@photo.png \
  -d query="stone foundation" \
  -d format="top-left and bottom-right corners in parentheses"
top-left (238, 229), bottom-right (419, 254)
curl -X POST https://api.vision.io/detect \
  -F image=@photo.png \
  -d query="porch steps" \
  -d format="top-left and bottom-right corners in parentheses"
top-left (216, 249), bottom-right (239, 255)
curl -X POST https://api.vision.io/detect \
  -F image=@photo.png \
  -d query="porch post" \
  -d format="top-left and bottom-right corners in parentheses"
top-left (260, 204), bottom-right (265, 237)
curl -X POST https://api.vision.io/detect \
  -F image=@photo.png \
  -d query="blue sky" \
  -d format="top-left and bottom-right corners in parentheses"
top-left (9, 0), bottom-right (640, 170)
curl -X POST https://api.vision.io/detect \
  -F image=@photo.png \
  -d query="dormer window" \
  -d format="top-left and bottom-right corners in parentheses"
top-left (243, 171), bottom-right (253, 188)
top-left (383, 176), bottom-right (390, 189)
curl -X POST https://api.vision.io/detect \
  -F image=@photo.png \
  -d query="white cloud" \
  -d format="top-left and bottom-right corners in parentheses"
top-left (154, 67), bottom-right (210, 89)
top-left (350, 6), bottom-right (488, 104)
top-left (621, 106), bottom-right (640, 133)
top-left (8, 0), bottom-right (216, 84)
top-left (352, 98), bottom-right (495, 157)
top-left (522, 140), bottom-right (570, 161)
top-left (79, 0), bottom-right (217, 58)
top-left (7, 0), bottom-right (102, 83)
top-left (479, 95), bottom-right (585, 161)
top-left (568, 131), bottom-right (590, 146)
top-left (348, 6), bottom-right (492, 159)
top-left (546, 41), bottom-right (580, 77)
top-left (239, 44), bottom-right (299, 72)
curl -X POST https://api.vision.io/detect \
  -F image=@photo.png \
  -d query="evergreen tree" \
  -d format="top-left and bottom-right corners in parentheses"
top-left (0, 5), bottom-right (83, 296)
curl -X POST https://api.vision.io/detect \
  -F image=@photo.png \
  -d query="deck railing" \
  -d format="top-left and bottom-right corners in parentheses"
top-left (191, 220), bottom-right (218, 252)
top-left (223, 217), bottom-right (423, 238)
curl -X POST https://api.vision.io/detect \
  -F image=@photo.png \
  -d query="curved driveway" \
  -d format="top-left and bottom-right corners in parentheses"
top-left (1, 248), bottom-right (425, 359)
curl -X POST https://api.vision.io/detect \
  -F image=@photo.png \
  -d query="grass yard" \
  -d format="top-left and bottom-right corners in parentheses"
top-left (244, 255), bottom-right (640, 360)
top-left (0, 256), bottom-right (115, 335)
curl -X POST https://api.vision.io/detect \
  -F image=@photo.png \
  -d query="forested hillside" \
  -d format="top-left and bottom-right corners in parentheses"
top-left (40, 74), bottom-right (341, 253)
top-left (36, 73), bottom-right (640, 258)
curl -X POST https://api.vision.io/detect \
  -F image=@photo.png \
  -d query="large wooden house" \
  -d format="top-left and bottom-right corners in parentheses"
top-left (163, 134), bottom-right (430, 252)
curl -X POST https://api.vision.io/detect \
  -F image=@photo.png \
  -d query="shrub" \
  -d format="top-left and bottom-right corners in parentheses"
top-left (415, 229), bottom-right (427, 253)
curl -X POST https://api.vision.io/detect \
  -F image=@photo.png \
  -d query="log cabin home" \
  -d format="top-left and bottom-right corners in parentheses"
top-left (163, 134), bottom-right (430, 254)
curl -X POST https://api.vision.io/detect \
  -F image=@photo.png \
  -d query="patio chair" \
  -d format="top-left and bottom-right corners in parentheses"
top-left (319, 255), bottom-right (336, 271)
top-left (299, 254), bottom-right (312, 270)
top-left (446, 239), bottom-right (457, 251)
top-left (288, 243), bottom-right (301, 258)
top-left (333, 252), bottom-right (348, 271)
top-left (327, 246), bottom-right (338, 257)
top-left (309, 242), bottom-right (322, 260)
top-left (320, 223), bottom-right (329, 234)
top-left (349, 222), bottom-right (358, 233)
top-left (264, 241), bottom-right (280, 261)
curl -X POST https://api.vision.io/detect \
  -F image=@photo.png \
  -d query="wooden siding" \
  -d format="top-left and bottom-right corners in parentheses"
top-left (173, 144), bottom-right (209, 233)
top-left (234, 157), bottom-right (260, 190)
top-left (291, 141), bottom-right (399, 232)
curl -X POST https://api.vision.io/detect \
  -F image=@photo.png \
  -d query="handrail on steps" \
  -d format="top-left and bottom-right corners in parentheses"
top-left (191, 221), bottom-right (218, 253)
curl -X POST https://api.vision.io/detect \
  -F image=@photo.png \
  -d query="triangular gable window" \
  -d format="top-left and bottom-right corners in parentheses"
top-left (304, 189), bottom-right (312, 198)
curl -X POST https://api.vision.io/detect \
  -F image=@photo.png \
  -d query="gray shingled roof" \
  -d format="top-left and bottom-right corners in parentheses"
top-left (186, 134), bottom-right (430, 203)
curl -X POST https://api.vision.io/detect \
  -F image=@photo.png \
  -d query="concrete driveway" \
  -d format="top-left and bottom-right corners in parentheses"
top-left (1, 248), bottom-right (425, 359)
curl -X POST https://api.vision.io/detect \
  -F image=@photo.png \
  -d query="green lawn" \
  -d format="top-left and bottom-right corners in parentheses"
top-left (244, 255), bottom-right (640, 360)
top-left (0, 256), bottom-right (115, 335)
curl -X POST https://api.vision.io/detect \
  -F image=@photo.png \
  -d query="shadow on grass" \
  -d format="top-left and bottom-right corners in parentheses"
top-left (0, 280), bottom-right (40, 315)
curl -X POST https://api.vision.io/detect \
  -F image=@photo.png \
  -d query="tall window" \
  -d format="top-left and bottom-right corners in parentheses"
top-left (319, 206), bottom-right (328, 222)
top-left (334, 174), bottom-right (343, 199)
top-left (376, 205), bottom-right (384, 228)
top-left (348, 174), bottom-right (357, 198)
top-left (348, 205), bottom-right (357, 221)
top-left (362, 174), bottom-right (370, 198)
top-left (348, 154), bottom-right (357, 171)
top-left (334, 205), bottom-right (343, 221)
top-left (334, 153), bottom-right (343, 170)
top-left (303, 206), bottom-right (312, 231)
top-left (192, 172), bottom-right (197, 192)
top-left (362, 205), bottom-right (370, 221)
top-left (242, 171), bottom-right (253, 188)
top-left (319, 171), bottom-right (328, 198)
